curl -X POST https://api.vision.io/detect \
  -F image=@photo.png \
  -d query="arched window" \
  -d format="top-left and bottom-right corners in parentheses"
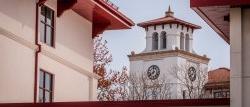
top-left (180, 32), bottom-right (185, 50)
top-left (160, 31), bottom-right (167, 49)
top-left (185, 34), bottom-right (190, 51)
top-left (152, 32), bottom-right (159, 50)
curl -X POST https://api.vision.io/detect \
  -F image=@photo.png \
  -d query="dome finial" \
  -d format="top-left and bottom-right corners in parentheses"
top-left (165, 5), bottom-right (174, 17)
top-left (168, 5), bottom-right (171, 12)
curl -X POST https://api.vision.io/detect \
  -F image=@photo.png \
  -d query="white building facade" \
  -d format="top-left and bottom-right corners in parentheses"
top-left (0, 0), bottom-right (134, 103)
top-left (128, 7), bottom-right (210, 99)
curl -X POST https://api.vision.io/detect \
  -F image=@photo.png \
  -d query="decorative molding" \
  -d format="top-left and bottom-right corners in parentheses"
top-left (167, 34), bottom-right (179, 37)
top-left (41, 48), bottom-right (101, 79)
top-left (0, 27), bottom-right (38, 51)
top-left (128, 50), bottom-right (210, 64)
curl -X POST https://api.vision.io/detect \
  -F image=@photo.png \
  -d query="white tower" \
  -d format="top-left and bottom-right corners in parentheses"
top-left (128, 6), bottom-right (210, 99)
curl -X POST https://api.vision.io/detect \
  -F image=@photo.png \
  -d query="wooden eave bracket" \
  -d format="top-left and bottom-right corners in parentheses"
top-left (92, 22), bottom-right (110, 38)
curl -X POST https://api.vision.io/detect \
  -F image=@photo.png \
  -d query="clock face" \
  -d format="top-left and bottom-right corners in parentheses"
top-left (147, 65), bottom-right (160, 80)
top-left (188, 66), bottom-right (196, 82)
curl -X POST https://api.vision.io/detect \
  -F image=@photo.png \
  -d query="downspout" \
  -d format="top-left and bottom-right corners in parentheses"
top-left (34, 2), bottom-right (41, 103)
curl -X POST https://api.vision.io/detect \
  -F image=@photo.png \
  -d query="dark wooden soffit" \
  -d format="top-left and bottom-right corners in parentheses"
top-left (191, 0), bottom-right (250, 7)
top-left (92, 5), bottom-right (111, 38)
top-left (92, 21), bottom-right (110, 38)
top-left (38, 0), bottom-right (47, 6)
top-left (93, 23), bottom-right (110, 38)
top-left (0, 98), bottom-right (229, 107)
top-left (38, 0), bottom-right (134, 37)
top-left (37, 0), bottom-right (77, 17)
top-left (57, 0), bottom-right (77, 17)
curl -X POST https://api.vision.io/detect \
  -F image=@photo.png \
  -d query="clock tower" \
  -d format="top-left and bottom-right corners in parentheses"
top-left (128, 6), bottom-right (210, 99)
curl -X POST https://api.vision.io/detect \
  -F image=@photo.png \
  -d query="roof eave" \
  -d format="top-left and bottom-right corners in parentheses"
top-left (191, 7), bottom-right (230, 44)
top-left (94, 0), bottom-right (135, 28)
top-left (190, 0), bottom-right (250, 44)
top-left (137, 23), bottom-right (201, 29)
top-left (190, 0), bottom-right (250, 7)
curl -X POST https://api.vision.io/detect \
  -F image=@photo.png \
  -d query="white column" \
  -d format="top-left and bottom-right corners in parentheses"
top-left (183, 36), bottom-right (186, 51)
top-left (167, 34), bottom-right (179, 50)
top-left (189, 37), bottom-right (193, 53)
top-left (166, 35), bottom-right (168, 50)
top-left (167, 34), bottom-right (171, 50)
top-left (230, 7), bottom-right (242, 107)
top-left (145, 36), bottom-right (152, 52)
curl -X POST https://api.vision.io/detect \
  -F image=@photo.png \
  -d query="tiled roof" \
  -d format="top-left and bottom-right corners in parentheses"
top-left (207, 67), bottom-right (230, 83)
top-left (137, 6), bottom-right (201, 29)
top-left (205, 68), bottom-right (230, 89)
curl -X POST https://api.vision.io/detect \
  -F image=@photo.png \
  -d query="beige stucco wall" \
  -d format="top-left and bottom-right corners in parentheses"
top-left (0, 0), bottom-right (97, 103)
top-left (0, 34), bottom-right (35, 103)
top-left (0, 0), bottom-right (36, 43)
top-left (0, 0), bottom-right (36, 103)
top-left (39, 54), bottom-right (90, 102)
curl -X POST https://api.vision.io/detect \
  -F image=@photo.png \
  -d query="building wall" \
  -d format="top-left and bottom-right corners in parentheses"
top-left (39, 54), bottom-right (90, 102)
top-left (129, 54), bottom-right (208, 99)
top-left (0, 0), bottom-right (36, 103)
top-left (37, 0), bottom-right (96, 102)
top-left (130, 20), bottom-right (207, 99)
top-left (0, 34), bottom-right (35, 103)
top-left (0, 0), bottom-right (97, 103)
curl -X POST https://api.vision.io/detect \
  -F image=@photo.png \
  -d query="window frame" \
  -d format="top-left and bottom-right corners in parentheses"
top-left (213, 91), bottom-right (230, 98)
top-left (39, 69), bottom-right (54, 103)
top-left (40, 5), bottom-right (55, 47)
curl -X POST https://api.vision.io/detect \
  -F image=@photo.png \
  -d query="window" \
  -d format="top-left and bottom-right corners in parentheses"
top-left (182, 90), bottom-right (186, 99)
top-left (40, 5), bottom-right (55, 47)
top-left (214, 91), bottom-right (230, 98)
top-left (152, 32), bottom-right (159, 50)
top-left (180, 32), bottom-right (185, 50)
top-left (39, 70), bottom-right (53, 103)
top-left (160, 31), bottom-right (167, 49)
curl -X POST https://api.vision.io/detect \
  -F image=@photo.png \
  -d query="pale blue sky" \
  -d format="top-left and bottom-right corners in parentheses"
top-left (100, 0), bottom-right (230, 71)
